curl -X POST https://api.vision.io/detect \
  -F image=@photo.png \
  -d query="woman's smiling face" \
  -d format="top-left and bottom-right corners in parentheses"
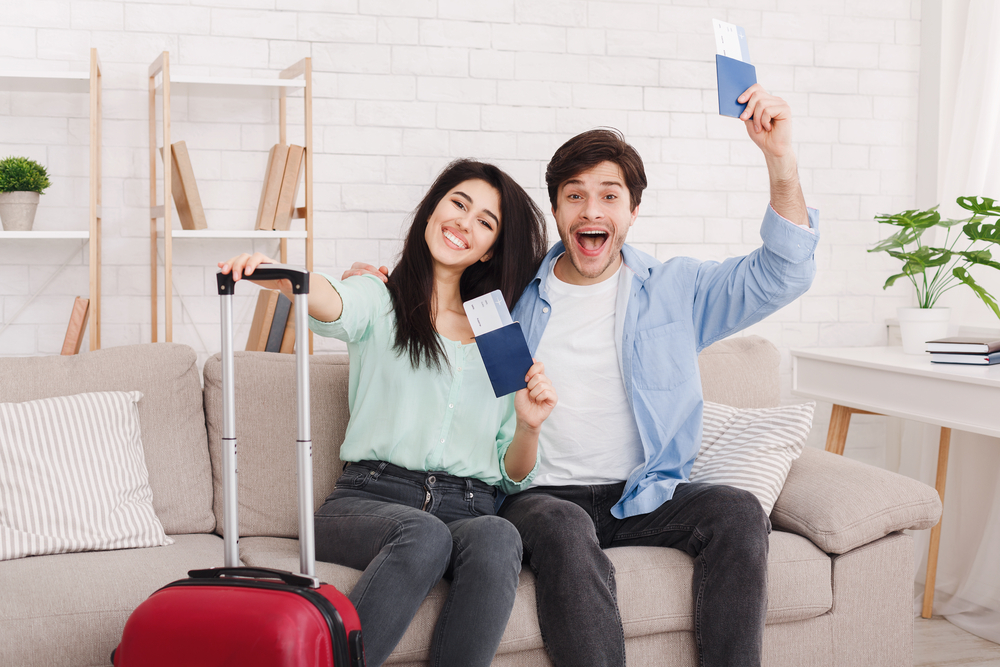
top-left (423, 178), bottom-right (502, 273)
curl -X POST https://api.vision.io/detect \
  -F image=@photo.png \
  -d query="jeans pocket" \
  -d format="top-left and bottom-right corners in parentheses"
top-left (465, 488), bottom-right (497, 517)
top-left (334, 466), bottom-right (373, 490)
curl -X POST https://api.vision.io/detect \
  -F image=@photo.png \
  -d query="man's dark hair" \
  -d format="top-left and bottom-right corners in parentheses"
top-left (545, 128), bottom-right (647, 212)
top-left (388, 159), bottom-right (548, 370)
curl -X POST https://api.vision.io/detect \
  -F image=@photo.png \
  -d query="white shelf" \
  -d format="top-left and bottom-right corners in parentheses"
top-left (0, 230), bottom-right (90, 239)
top-left (157, 75), bottom-right (306, 98)
top-left (0, 71), bottom-right (90, 93)
top-left (160, 229), bottom-right (307, 239)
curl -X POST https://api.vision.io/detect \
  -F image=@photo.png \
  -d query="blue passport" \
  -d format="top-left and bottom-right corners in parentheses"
top-left (475, 322), bottom-right (533, 398)
top-left (716, 54), bottom-right (757, 118)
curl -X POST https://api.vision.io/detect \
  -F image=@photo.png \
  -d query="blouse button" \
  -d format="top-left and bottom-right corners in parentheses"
top-left (542, 307), bottom-right (549, 313)
top-left (448, 403), bottom-right (454, 408)
top-left (457, 367), bottom-right (462, 372)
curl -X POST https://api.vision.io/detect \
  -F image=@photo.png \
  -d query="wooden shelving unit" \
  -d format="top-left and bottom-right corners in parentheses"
top-left (0, 49), bottom-right (103, 350)
top-left (148, 52), bottom-right (313, 342)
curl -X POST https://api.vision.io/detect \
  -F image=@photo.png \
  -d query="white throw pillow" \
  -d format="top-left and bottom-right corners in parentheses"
top-left (0, 391), bottom-right (172, 561)
top-left (690, 401), bottom-right (816, 514)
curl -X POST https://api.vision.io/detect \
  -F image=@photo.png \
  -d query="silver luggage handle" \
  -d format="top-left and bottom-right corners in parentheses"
top-left (216, 264), bottom-right (316, 580)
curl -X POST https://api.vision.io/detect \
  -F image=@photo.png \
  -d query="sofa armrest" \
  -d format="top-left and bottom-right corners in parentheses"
top-left (770, 447), bottom-right (942, 554)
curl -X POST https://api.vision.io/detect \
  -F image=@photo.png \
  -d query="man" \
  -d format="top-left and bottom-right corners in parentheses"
top-left (347, 84), bottom-right (817, 666)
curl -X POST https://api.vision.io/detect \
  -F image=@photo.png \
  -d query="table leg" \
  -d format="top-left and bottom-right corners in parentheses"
top-left (825, 404), bottom-right (853, 455)
top-left (921, 426), bottom-right (951, 619)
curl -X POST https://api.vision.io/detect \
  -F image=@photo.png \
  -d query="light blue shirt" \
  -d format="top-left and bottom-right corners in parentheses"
top-left (309, 273), bottom-right (537, 494)
top-left (512, 206), bottom-right (819, 518)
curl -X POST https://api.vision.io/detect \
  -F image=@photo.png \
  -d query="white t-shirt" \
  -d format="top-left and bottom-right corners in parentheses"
top-left (532, 258), bottom-right (645, 486)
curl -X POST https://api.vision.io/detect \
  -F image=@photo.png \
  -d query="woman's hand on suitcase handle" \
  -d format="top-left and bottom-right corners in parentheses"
top-left (218, 252), bottom-right (293, 296)
top-left (220, 252), bottom-right (345, 323)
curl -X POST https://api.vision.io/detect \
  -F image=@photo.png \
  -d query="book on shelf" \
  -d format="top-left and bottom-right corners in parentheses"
top-left (925, 336), bottom-right (1000, 354)
top-left (265, 293), bottom-right (292, 353)
top-left (160, 141), bottom-right (207, 230)
top-left (246, 290), bottom-right (294, 353)
top-left (273, 144), bottom-right (305, 232)
top-left (255, 144), bottom-right (290, 231)
top-left (246, 290), bottom-right (279, 352)
top-left (279, 302), bottom-right (296, 354)
top-left (60, 297), bottom-right (90, 356)
top-left (930, 350), bottom-right (1000, 365)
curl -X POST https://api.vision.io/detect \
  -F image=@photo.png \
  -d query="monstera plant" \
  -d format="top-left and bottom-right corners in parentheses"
top-left (869, 196), bottom-right (1000, 320)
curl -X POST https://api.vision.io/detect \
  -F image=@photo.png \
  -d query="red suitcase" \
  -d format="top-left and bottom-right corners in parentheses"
top-left (114, 265), bottom-right (365, 667)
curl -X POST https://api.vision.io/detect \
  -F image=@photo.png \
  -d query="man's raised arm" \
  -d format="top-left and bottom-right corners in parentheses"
top-left (737, 83), bottom-right (809, 228)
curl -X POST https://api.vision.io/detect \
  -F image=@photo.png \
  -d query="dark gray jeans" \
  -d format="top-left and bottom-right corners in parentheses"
top-left (498, 481), bottom-right (770, 667)
top-left (314, 460), bottom-right (522, 667)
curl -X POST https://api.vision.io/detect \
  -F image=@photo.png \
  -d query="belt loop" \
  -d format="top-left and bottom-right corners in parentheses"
top-left (373, 461), bottom-right (389, 480)
top-left (465, 478), bottom-right (474, 499)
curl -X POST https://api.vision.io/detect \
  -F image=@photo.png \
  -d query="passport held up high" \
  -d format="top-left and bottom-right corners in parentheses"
top-left (464, 290), bottom-right (534, 398)
top-left (713, 19), bottom-right (757, 118)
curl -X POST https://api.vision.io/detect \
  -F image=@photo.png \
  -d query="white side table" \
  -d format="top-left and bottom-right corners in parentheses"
top-left (790, 346), bottom-right (1000, 618)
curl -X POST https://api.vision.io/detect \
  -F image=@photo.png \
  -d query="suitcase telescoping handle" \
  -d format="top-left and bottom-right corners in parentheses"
top-left (188, 566), bottom-right (317, 588)
top-left (216, 264), bottom-right (317, 581)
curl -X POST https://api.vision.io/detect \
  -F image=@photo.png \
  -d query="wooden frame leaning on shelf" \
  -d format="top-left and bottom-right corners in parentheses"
top-left (0, 48), bottom-right (102, 351)
top-left (148, 53), bottom-right (313, 344)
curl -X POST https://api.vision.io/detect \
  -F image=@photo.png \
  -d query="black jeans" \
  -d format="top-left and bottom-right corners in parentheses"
top-left (498, 481), bottom-right (770, 667)
top-left (314, 461), bottom-right (522, 667)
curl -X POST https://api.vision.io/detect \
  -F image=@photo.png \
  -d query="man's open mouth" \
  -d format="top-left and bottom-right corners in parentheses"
top-left (575, 229), bottom-right (609, 256)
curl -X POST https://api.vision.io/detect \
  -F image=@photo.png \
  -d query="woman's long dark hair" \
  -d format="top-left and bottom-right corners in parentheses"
top-left (387, 159), bottom-right (548, 370)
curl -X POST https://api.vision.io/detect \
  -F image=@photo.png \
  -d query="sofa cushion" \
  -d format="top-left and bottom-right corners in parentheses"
top-left (0, 533), bottom-right (223, 667)
top-left (698, 335), bottom-right (781, 409)
top-left (0, 344), bottom-right (215, 536)
top-left (203, 352), bottom-right (351, 538)
top-left (690, 401), bottom-right (815, 514)
top-left (240, 529), bottom-right (831, 663)
top-left (772, 446), bottom-right (942, 554)
top-left (1, 391), bottom-right (172, 561)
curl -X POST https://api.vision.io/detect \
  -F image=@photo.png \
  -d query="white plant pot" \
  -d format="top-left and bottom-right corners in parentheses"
top-left (0, 191), bottom-right (41, 231)
top-left (897, 307), bottom-right (951, 355)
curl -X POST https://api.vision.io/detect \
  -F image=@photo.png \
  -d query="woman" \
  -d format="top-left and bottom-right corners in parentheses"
top-left (219, 159), bottom-right (555, 667)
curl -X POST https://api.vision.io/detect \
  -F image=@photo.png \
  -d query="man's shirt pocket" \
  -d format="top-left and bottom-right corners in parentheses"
top-left (631, 321), bottom-right (697, 391)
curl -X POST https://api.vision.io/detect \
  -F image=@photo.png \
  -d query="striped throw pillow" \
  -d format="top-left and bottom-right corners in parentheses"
top-left (0, 391), bottom-right (172, 561)
top-left (690, 401), bottom-right (816, 514)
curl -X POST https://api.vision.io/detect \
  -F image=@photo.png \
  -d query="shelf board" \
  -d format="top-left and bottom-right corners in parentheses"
top-left (0, 71), bottom-right (90, 93)
top-left (159, 229), bottom-right (307, 239)
top-left (0, 230), bottom-right (90, 239)
top-left (157, 75), bottom-right (306, 98)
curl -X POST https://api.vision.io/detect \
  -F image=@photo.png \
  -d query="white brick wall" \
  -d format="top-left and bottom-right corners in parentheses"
top-left (2, 0), bottom-right (924, 458)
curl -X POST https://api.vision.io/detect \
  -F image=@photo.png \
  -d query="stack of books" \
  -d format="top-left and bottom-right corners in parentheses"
top-left (255, 144), bottom-right (305, 231)
top-left (245, 289), bottom-right (295, 353)
top-left (926, 336), bottom-right (1000, 365)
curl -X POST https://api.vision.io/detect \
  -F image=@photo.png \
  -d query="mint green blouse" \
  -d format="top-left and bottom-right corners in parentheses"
top-left (308, 273), bottom-right (538, 494)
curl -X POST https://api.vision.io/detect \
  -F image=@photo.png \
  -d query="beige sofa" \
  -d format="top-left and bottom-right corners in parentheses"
top-left (0, 337), bottom-right (942, 667)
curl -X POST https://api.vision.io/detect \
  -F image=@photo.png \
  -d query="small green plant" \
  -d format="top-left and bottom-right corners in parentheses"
top-left (869, 196), bottom-right (1000, 319)
top-left (0, 156), bottom-right (51, 194)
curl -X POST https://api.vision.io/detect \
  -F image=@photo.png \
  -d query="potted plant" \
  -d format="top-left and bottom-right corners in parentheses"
top-left (870, 196), bottom-right (1000, 353)
top-left (0, 156), bottom-right (52, 232)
